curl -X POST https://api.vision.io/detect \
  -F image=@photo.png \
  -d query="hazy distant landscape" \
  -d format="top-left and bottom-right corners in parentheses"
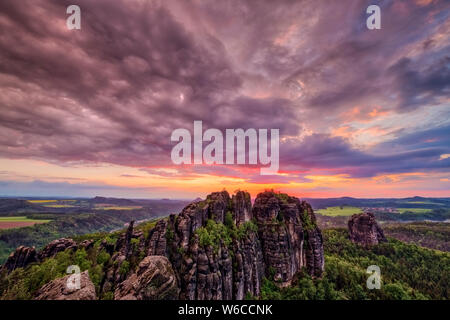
top-left (0, 197), bottom-right (190, 263)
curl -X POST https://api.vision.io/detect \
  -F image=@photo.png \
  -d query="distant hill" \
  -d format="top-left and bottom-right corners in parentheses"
top-left (90, 197), bottom-right (139, 206)
top-left (0, 199), bottom-right (45, 216)
top-left (303, 196), bottom-right (450, 210)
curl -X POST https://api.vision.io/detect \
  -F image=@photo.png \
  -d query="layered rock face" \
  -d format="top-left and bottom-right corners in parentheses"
top-left (1, 238), bottom-right (77, 274)
top-left (253, 191), bottom-right (324, 282)
top-left (38, 238), bottom-right (77, 261)
top-left (141, 190), bottom-right (324, 300)
top-left (143, 190), bottom-right (265, 300)
top-left (1, 246), bottom-right (37, 273)
top-left (348, 212), bottom-right (387, 246)
top-left (232, 191), bottom-right (252, 226)
top-left (114, 255), bottom-right (179, 300)
top-left (101, 221), bottom-right (146, 294)
top-left (34, 271), bottom-right (97, 300)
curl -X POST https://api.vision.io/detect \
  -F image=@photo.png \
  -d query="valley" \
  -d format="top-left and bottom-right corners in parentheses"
top-left (0, 197), bottom-right (189, 264)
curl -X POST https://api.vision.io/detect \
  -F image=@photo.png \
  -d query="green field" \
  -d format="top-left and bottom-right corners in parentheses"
top-left (316, 206), bottom-right (362, 216)
top-left (42, 204), bottom-right (76, 208)
top-left (400, 201), bottom-right (445, 206)
top-left (28, 199), bottom-right (78, 208)
top-left (397, 208), bottom-right (433, 214)
top-left (0, 216), bottom-right (52, 230)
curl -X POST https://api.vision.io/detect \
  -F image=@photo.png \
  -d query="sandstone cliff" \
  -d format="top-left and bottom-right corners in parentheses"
top-left (1, 238), bottom-right (77, 274)
top-left (1, 246), bottom-right (37, 273)
top-left (34, 271), bottom-right (97, 300)
top-left (114, 255), bottom-right (179, 300)
top-left (348, 212), bottom-right (387, 246)
top-left (130, 190), bottom-right (324, 300)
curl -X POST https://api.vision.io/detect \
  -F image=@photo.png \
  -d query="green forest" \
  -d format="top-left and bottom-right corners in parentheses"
top-left (259, 229), bottom-right (449, 300)
top-left (1, 221), bottom-right (448, 300)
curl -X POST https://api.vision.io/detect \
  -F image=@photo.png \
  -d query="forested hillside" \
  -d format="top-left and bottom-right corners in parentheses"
top-left (1, 224), bottom-right (448, 300)
top-left (383, 222), bottom-right (450, 252)
top-left (260, 229), bottom-right (449, 300)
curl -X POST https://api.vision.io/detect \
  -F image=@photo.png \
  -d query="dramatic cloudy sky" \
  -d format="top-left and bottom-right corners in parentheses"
top-left (0, 0), bottom-right (449, 198)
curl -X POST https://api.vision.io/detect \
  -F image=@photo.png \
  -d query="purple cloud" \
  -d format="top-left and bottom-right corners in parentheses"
top-left (0, 0), bottom-right (448, 187)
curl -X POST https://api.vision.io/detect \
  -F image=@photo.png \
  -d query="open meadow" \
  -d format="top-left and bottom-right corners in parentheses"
top-left (316, 206), bottom-right (362, 216)
top-left (0, 216), bottom-right (51, 230)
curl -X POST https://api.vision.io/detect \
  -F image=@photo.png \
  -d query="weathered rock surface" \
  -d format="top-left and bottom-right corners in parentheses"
top-left (253, 191), bottom-right (324, 282)
top-left (348, 212), bottom-right (387, 246)
top-left (2, 238), bottom-right (94, 274)
top-left (114, 255), bottom-right (179, 300)
top-left (101, 221), bottom-right (146, 295)
top-left (1, 246), bottom-right (37, 273)
top-left (38, 238), bottom-right (77, 261)
top-left (78, 240), bottom-right (94, 251)
top-left (144, 190), bottom-right (324, 300)
top-left (34, 271), bottom-right (97, 300)
top-left (231, 232), bottom-right (265, 299)
top-left (232, 191), bottom-right (252, 226)
top-left (300, 201), bottom-right (325, 277)
top-left (146, 219), bottom-right (168, 256)
top-left (158, 191), bottom-right (264, 300)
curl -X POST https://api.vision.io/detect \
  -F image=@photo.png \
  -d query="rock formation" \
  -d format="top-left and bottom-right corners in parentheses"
top-left (114, 256), bottom-right (179, 300)
top-left (38, 238), bottom-right (77, 261)
top-left (253, 191), bottom-right (324, 282)
top-left (232, 190), bottom-right (252, 226)
top-left (2, 238), bottom-right (78, 274)
top-left (101, 221), bottom-right (146, 294)
top-left (146, 219), bottom-right (168, 256)
top-left (1, 246), bottom-right (37, 273)
top-left (141, 191), bottom-right (265, 300)
top-left (3, 190), bottom-right (325, 301)
top-left (348, 212), bottom-right (387, 246)
top-left (78, 240), bottom-right (94, 251)
top-left (34, 271), bottom-right (97, 300)
top-left (141, 190), bottom-right (324, 299)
